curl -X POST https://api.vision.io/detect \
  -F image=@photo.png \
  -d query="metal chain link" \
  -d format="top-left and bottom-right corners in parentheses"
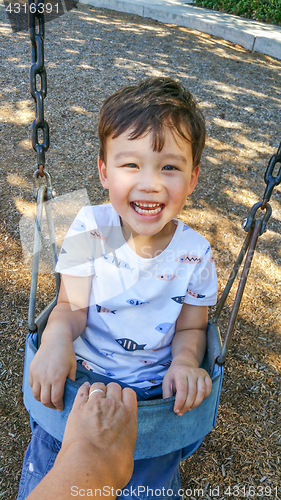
top-left (262, 140), bottom-right (281, 205)
top-left (242, 140), bottom-right (281, 235)
top-left (29, 0), bottom-right (49, 176)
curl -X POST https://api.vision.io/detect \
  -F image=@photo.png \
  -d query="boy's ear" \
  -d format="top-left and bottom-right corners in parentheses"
top-left (187, 165), bottom-right (200, 196)
top-left (98, 157), bottom-right (109, 189)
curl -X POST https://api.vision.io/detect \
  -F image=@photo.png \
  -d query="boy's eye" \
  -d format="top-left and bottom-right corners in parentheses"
top-left (124, 163), bottom-right (138, 168)
top-left (163, 165), bottom-right (178, 171)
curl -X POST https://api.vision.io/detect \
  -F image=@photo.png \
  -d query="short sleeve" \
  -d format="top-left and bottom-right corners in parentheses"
top-left (184, 245), bottom-right (218, 306)
top-left (55, 207), bottom-right (96, 277)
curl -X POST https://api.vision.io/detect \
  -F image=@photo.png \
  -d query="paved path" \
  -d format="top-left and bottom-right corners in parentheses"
top-left (81, 0), bottom-right (281, 61)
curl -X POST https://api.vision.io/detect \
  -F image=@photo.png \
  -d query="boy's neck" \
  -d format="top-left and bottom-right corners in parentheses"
top-left (120, 219), bottom-right (177, 259)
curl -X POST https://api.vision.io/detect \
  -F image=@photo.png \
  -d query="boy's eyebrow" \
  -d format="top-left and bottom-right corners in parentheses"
top-left (114, 151), bottom-right (139, 160)
top-left (114, 151), bottom-right (187, 162)
top-left (161, 153), bottom-right (187, 163)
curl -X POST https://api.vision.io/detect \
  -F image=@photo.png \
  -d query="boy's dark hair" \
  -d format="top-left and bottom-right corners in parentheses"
top-left (98, 77), bottom-right (206, 168)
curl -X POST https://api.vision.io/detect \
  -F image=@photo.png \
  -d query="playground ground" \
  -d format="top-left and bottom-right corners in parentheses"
top-left (0, 3), bottom-right (281, 498)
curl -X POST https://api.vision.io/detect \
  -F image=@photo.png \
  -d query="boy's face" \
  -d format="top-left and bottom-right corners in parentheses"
top-left (98, 126), bottom-right (200, 239)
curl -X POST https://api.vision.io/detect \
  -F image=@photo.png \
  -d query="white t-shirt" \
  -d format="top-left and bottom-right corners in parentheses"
top-left (56, 204), bottom-right (218, 389)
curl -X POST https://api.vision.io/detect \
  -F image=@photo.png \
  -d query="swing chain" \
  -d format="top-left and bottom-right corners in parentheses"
top-left (212, 139), bottom-right (281, 365)
top-left (29, 0), bottom-right (49, 175)
top-left (242, 140), bottom-right (281, 235)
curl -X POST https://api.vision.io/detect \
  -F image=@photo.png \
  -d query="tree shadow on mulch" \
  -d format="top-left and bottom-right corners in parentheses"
top-left (0, 3), bottom-right (281, 498)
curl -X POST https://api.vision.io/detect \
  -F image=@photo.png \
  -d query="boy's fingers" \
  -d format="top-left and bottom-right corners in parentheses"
top-left (189, 377), bottom-right (207, 410)
top-left (174, 378), bottom-right (189, 414)
top-left (31, 380), bottom-right (41, 402)
top-left (189, 376), bottom-right (212, 410)
top-left (162, 378), bottom-right (174, 399)
top-left (181, 379), bottom-right (197, 413)
top-left (40, 384), bottom-right (53, 408)
top-left (204, 375), bottom-right (212, 398)
top-left (51, 381), bottom-right (66, 411)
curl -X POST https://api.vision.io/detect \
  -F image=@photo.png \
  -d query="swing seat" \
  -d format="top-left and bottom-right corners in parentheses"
top-left (22, 299), bottom-right (223, 461)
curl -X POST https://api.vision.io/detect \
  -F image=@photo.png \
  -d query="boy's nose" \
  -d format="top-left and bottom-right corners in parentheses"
top-left (137, 171), bottom-right (162, 193)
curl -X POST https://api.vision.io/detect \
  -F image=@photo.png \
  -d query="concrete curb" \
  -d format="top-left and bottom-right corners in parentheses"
top-left (81, 0), bottom-right (281, 61)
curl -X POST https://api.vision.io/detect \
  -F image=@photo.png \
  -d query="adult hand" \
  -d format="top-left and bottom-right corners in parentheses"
top-left (59, 381), bottom-right (138, 489)
top-left (27, 382), bottom-right (138, 499)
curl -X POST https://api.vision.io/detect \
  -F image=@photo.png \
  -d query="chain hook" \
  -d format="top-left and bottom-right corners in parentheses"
top-left (33, 169), bottom-right (57, 201)
top-left (242, 201), bottom-right (272, 236)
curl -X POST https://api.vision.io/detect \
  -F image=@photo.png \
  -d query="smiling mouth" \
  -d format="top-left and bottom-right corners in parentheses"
top-left (131, 202), bottom-right (164, 215)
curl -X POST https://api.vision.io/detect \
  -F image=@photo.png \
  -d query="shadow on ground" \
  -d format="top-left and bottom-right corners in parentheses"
top-left (0, 4), bottom-right (280, 498)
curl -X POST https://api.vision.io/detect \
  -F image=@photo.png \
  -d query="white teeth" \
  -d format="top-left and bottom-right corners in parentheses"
top-left (133, 203), bottom-right (162, 215)
top-left (134, 202), bottom-right (161, 208)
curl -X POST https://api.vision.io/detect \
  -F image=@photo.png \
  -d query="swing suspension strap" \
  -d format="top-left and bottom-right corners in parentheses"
top-left (212, 141), bottom-right (281, 365)
top-left (28, 0), bottom-right (61, 332)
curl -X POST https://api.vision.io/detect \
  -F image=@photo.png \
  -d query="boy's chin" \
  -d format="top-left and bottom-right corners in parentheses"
top-left (127, 222), bottom-right (174, 239)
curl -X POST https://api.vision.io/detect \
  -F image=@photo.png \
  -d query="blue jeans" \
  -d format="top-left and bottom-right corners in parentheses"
top-left (16, 422), bottom-right (183, 500)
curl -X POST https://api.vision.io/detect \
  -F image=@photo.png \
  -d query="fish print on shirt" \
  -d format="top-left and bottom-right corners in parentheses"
top-left (155, 322), bottom-right (173, 334)
top-left (186, 289), bottom-right (206, 299)
top-left (126, 299), bottom-right (149, 306)
top-left (156, 274), bottom-right (178, 281)
top-left (99, 350), bottom-right (115, 358)
top-left (175, 254), bottom-right (202, 264)
top-left (71, 220), bottom-right (86, 232)
top-left (152, 339), bottom-right (173, 352)
top-left (183, 224), bottom-right (189, 231)
top-left (60, 248), bottom-right (67, 255)
top-left (160, 360), bottom-right (172, 367)
top-left (90, 230), bottom-right (107, 241)
top-left (171, 296), bottom-right (185, 304)
top-left (96, 305), bottom-right (116, 314)
top-left (139, 359), bottom-right (158, 366)
top-left (135, 374), bottom-right (163, 384)
top-left (206, 246), bottom-right (215, 262)
top-left (102, 253), bottom-right (134, 273)
top-left (105, 371), bottom-right (115, 377)
top-left (116, 338), bottom-right (146, 351)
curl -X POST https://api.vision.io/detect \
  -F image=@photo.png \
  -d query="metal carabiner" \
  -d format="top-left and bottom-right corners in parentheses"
top-left (33, 168), bottom-right (57, 201)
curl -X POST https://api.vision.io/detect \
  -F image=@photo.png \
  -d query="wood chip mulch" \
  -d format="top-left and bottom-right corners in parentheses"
top-left (0, 3), bottom-right (280, 499)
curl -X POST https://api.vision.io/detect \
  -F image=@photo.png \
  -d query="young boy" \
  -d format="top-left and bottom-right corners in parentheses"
top-left (18, 77), bottom-right (217, 500)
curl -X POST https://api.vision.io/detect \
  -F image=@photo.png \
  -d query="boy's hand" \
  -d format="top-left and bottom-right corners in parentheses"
top-left (29, 337), bottom-right (77, 411)
top-left (162, 360), bottom-right (212, 416)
